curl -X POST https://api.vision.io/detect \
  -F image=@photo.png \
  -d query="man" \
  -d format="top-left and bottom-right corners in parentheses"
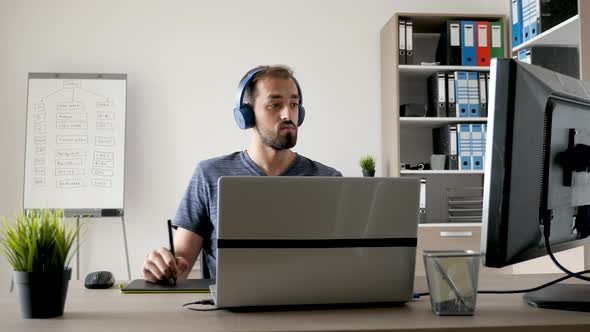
top-left (142, 65), bottom-right (342, 282)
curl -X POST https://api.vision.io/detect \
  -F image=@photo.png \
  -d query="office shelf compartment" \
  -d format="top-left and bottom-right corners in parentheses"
top-left (400, 117), bottom-right (487, 128)
top-left (399, 65), bottom-right (490, 80)
top-left (401, 170), bottom-right (484, 175)
top-left (512, 15), bottom-right (580, 53)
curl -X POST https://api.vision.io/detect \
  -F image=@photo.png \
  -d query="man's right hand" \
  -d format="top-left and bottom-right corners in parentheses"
top-left (142, 247), bottom-right (189, 283)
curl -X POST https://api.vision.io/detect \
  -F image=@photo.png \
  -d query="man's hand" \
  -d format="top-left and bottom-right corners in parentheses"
top-left (142, 247), bottom-right (189, 283)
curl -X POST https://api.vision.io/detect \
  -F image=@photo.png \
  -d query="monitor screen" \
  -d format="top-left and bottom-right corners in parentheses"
top-left (481, 59), bottom-right (590, 310)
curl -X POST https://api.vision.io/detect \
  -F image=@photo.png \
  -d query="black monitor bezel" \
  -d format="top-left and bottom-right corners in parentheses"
top-left (482, 58), bottom-right (590, 268)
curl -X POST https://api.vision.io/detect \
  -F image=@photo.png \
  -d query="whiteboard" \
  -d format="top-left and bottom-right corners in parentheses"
top-left (23, 73), bottom-right (127, 211)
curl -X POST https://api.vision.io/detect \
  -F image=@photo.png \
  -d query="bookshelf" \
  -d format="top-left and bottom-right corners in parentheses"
top-left (380, 12), bottom-right (509, 275)
top-left (381, 3), bottom-right (590, 273)
top-left (380, 12), bottom-right (506, 217)
top-left (380, 13), bottom-right (507, 177)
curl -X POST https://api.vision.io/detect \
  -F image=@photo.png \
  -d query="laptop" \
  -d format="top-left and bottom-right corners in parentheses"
top-left (211, 176), bottom-right (420, 308)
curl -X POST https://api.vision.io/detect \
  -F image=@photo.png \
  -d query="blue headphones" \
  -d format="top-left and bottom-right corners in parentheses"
top-left (233, 68), bottom-right (306, 130)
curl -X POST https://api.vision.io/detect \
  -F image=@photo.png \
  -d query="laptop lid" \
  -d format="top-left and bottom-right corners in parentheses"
top-left (215, 177), bottom-right (420, 308)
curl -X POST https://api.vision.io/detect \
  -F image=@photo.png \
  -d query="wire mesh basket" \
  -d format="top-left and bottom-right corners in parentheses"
top-left (423, 250), bottom-right (482, 315)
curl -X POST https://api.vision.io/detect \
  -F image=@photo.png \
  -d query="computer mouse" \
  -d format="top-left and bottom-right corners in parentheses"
top-left (84, 271), bottom-right (115, 289)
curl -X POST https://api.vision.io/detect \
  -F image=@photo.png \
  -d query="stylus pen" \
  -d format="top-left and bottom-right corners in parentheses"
top-left (167, 219), bottom-right (177, 285)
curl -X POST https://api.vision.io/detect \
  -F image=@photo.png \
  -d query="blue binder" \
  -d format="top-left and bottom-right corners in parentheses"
top-left (455, 72), bottom-right (469, 118)
top-left (458, 124), bottom-right (472, 170)
top-left (523, 0), bottom-right (540, 41)
top-left (467, 72), bottom-right (480, 117)
top-left (523, 0), bottom-right (531, 41)
top-left (511, 0), bottom-right (523, 47)
top-left (471, 124), bottom-right (484, 170)
top-left (483, 123), bottom-right (488, 166)
top-left (461, 21), bottom-right (476, 66)
top-left (529, 0), bottom-right (540, 39)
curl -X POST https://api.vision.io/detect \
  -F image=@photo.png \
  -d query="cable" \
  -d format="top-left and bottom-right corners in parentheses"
top-left (475, 211), bottom-right (590, 293)
top-left (543, 219), bottom-right (590, 282)
top-left (182, 299), bottom-right (221, 311)
top-left (183, 299), bottom-right (214, 306)
top-left (478, 269), bottom-right (590, 294)
top-left (414, 269), bottom-right (590, 298)
top-left (184, 307), bottom-right (220, 312)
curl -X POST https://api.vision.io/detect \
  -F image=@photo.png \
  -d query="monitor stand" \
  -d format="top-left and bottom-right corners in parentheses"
top-left (523, 284), bottom-right (590, 312)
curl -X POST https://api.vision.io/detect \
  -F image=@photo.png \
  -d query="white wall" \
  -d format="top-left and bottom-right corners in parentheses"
top-left (0, 0), bottom-right (506, 286)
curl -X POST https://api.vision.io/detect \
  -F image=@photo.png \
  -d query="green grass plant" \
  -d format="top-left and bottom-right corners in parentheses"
top-left (0, 209), bottom-right (81, 272)
top-left (359, 155), bottom-right (376, 172)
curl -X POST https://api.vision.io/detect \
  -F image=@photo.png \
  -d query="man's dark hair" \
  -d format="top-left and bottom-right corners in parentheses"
top-left (242, 65), bottom-right (295, 106)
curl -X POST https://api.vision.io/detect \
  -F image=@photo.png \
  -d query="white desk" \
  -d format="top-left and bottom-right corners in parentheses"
top-left (2, 274), bottom-right (590, 332)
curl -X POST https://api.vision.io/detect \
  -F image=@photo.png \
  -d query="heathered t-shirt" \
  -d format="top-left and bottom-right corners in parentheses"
top-left (172, 150), bottom-right (342, 279)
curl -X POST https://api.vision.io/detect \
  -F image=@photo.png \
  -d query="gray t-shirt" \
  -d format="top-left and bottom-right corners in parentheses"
top-left (172, 150), bottom-right (342, 279)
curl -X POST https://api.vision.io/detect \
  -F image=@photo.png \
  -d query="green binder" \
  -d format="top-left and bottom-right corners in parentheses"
top-left (490, 21), bottom-right (504, 59)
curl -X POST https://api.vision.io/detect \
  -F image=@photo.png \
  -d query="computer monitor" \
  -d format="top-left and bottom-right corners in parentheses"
top-left (481, 58), bottom-right (590, 311)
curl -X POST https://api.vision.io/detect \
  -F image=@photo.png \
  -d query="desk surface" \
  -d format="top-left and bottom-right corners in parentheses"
top-left (2, 274), bottom-right (590, 332)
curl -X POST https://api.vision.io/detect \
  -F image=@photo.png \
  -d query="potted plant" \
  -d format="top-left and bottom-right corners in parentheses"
top-left (359, 155), bottom-right (376, 177)
top-left (0, 209), bottom-right (81, 318)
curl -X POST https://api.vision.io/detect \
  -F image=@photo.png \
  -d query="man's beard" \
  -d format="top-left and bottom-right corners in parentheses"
top-left (256, 122), bottom-right (298, 150)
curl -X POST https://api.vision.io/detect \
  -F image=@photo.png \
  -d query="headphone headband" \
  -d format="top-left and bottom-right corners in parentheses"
top-left (234, 68), bottom-right (265, 113)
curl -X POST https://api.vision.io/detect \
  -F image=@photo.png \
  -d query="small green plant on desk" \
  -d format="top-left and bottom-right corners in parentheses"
top-left (359, 155), bottom-right (376, 177)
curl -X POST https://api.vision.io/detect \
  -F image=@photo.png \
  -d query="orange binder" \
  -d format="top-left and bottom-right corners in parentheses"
top-left (475, 21), bottom-right (490, 66)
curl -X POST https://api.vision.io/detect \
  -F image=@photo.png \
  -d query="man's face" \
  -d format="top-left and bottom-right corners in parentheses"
top-left (252, 77), bottom-right (299, 150)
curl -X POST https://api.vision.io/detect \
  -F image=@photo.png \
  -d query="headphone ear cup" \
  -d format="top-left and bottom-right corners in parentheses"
top-left (297, 105), bottom-right (305, 127)
top-left (233, 105), bottom-right (255, 130)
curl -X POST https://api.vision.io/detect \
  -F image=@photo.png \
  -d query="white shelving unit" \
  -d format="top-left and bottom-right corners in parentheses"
top-left (381, 13), bottom-right (506, 178)
top-left (381, 3), bottom-right (590, 272)
top-left (512, 14), bottom-right (580, 53)
top-left (382, 12), bottom-right (505, 224)
top-left (381, 13), bottom-right (509, 276)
